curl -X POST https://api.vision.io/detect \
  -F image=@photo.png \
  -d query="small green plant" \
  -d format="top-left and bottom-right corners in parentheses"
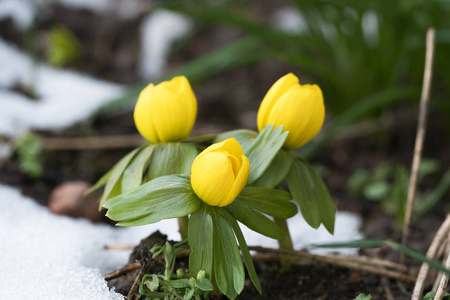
top-left (139, 240), bottom-right (213, 300)
top-left (14, 132), bottom-right (43, 178)
top-left (347, 159), bottom-right (450, 226)
top-left (355, 294), bottom-right (372, 300)
top-left (47, 26), bottom-right (82, 68)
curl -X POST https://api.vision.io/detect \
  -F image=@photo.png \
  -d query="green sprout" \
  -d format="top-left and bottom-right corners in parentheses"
top-left (139, 240), bottom-right (213, 300)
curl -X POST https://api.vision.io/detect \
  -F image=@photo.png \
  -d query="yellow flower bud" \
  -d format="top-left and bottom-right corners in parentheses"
top-left (191, 138), bottom-right (250, 207)
top-left (257, 73), bottom-right (325, 150)
top-left (134, 76), bottom-right (197, 144)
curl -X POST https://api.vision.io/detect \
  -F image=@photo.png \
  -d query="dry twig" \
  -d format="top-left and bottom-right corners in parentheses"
top-left (127, 268), bottom-right (144, 300)
top-left (247, 246), bottom-right (415, 282)
top-left (412, 214), bottom-right (450, 300)
top-left (104, 244), bottom-right (135, 250)
top-left (401, 28), bottom-right (436, 258)
top-left (105, 262), bottom-right (141, 281)
top-left (381, 277), bottom-right (395, 300)
top-left (434, 237), bottom-right (450, 300)
top-left (41, 134), bottom-right (144, 150)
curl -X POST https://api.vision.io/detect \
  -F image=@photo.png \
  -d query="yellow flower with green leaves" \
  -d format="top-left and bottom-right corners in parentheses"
top-left (134, 76), bottom-right (197, 144)
top-left (257, 73), bottom-right (325, 150)
top-left (191, 138), bottom-right (250, 207)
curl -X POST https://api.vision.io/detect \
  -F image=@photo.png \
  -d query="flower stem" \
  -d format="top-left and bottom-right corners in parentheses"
top-left (177, 216), bottom-right (189, 240)
top-left (274, 217), bottom-right (293, 250)
top-left (274, 217), bottom-right (296, 267)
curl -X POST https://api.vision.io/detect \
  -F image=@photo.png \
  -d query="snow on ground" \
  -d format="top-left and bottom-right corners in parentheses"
top-left (138, 10), bottom-right (193, 79)
top-left (0, 184), bottom-right (362, 299)
top-left (0, 38), bottom-right (123, 137)
top-left (0, 0), bottom-right (147, 29)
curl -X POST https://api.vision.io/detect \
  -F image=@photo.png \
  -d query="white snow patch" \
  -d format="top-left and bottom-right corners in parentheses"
top-left (0, 184), bottom-right (180, 300)
top-left (272, 7), bottom-right (308, 34)
top-left (0, 39), bottom-right (123, 137)
top-left (138, 10), bottom-right (193, 79)
top-left (0, 0), bottom-right (35, 30)
top-left (0, 0), bottom-right (147, 30)
top-left (56, 0), bottom-right (113, 14)
top-left (241, 210), bottom-right (363, 255)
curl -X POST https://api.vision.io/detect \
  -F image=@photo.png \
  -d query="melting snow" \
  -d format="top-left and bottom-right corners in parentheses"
top-left (0, 39), bottom-right (123, 137)
top-left (138, 10), bottom-right (193, 79)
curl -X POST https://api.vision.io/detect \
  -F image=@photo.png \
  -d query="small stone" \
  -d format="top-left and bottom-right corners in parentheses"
top-left (49, 181), bottom-right (104, 222)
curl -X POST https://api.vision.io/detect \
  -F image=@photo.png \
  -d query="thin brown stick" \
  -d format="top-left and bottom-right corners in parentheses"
top-left (326, 253), bottom-right (407, 272)
top-left (105, 262), bottom-right (141, 281)
top-left (127, 268), bottom-right (144, 300)
top-left (401, 28), bottom-right (436, 260)
top-left (382, 277), bottom-right (395, 300)
top-left (247, 246), bottom-right (415, 282)
top-left (104, 244), bottom-right (135, 250)
top-left (41, 134), bottom-right (144, 150)
top-left (434, 242), bottom-right (450, 299)
top-left (432, 240), bottom-right (449, 291)
top-left (412, 214), bottom-right (450, 300)
top-left (104, 249), bottom-right (191, 281)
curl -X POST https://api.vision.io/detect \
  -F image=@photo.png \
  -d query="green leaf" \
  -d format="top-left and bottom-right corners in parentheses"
top-left (226, 200), bottom-right (286, 240)
top-left (148, 143), bottom-right (197, 180)
top-left (121, 145), bottom-right (155, 193)
top-left (99, 147), bottom-right (141, 209)
top-left (188, 205), bottom-right (213, 280)
top-left (424, 291), bottom-right (450, 299)
top-left (244, 124), bottom-right (288, 184)
top-left (214, 129), bottom-right (258, 153)
top-left (310, 239), bottom-right (450, 276)
top-left (287, 158), bottom-right (336, 234)
top-left (184, 287), bottom-right (195, 300)
top-left (253, 149), bottom-right (294, 189)
top-left (211, 207), bottom-right (245, 299)
top-left (363, 181), bottom-right (390, 201)
top-left (168, 279), bottom-right (190, 288)
top-left (195, 278), bottom-right (214, 292)
top-left (149, 274), bottom-right (160, 291)
top-left (355, 294), bottom-right (372, 300)
top-left (414, 167), bottom-right (450, 222)
top-left (222, 209), bottom-right (262, 294)
top-left (236, 187), bottom-right (297, 219)
top-left (84, 168), bottom-right (112, 196)
top-left (105, 175), bottom-right (202, 226)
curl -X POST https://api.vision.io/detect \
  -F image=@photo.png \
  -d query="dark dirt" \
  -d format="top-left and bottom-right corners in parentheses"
top-left (1, 1), bottom-right (449, 299)
top-left (112, 231), bottom-right (415, 299)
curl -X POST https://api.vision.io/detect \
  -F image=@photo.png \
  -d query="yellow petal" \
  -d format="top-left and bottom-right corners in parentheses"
top-left (268, 84), bottom-right (325, 150)
top-left (191, 152), bottom-right (235, 206)
top-left (257, 73), bottom-right (299, 131)
top-left (196, 138), bottom-right (243, 162)
top-left (134, 83), bottom-right (160, 144)
top-left (134, 76), bottom-right (197, 143)
top-left (221, 155), bottom-right (250, 207)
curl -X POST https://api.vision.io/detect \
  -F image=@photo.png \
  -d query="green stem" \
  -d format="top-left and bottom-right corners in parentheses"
top-left (274, 217), bottom-right (293, 250)
top-left (178, 216), bottom-right (189, 240)
top-left (274, 217), bottom-right (296, 268)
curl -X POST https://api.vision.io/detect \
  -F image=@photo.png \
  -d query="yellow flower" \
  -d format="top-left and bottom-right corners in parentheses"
top-left (134, 76), bottom-right (197, 144)
top-left (191, 138), bottom-right (250, 207)
top-left (257, 73), bottom-right (325, 150)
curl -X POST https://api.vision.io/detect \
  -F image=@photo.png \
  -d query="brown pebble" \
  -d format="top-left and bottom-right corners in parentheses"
top-left (49, 181), bottom-right (104, 222)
